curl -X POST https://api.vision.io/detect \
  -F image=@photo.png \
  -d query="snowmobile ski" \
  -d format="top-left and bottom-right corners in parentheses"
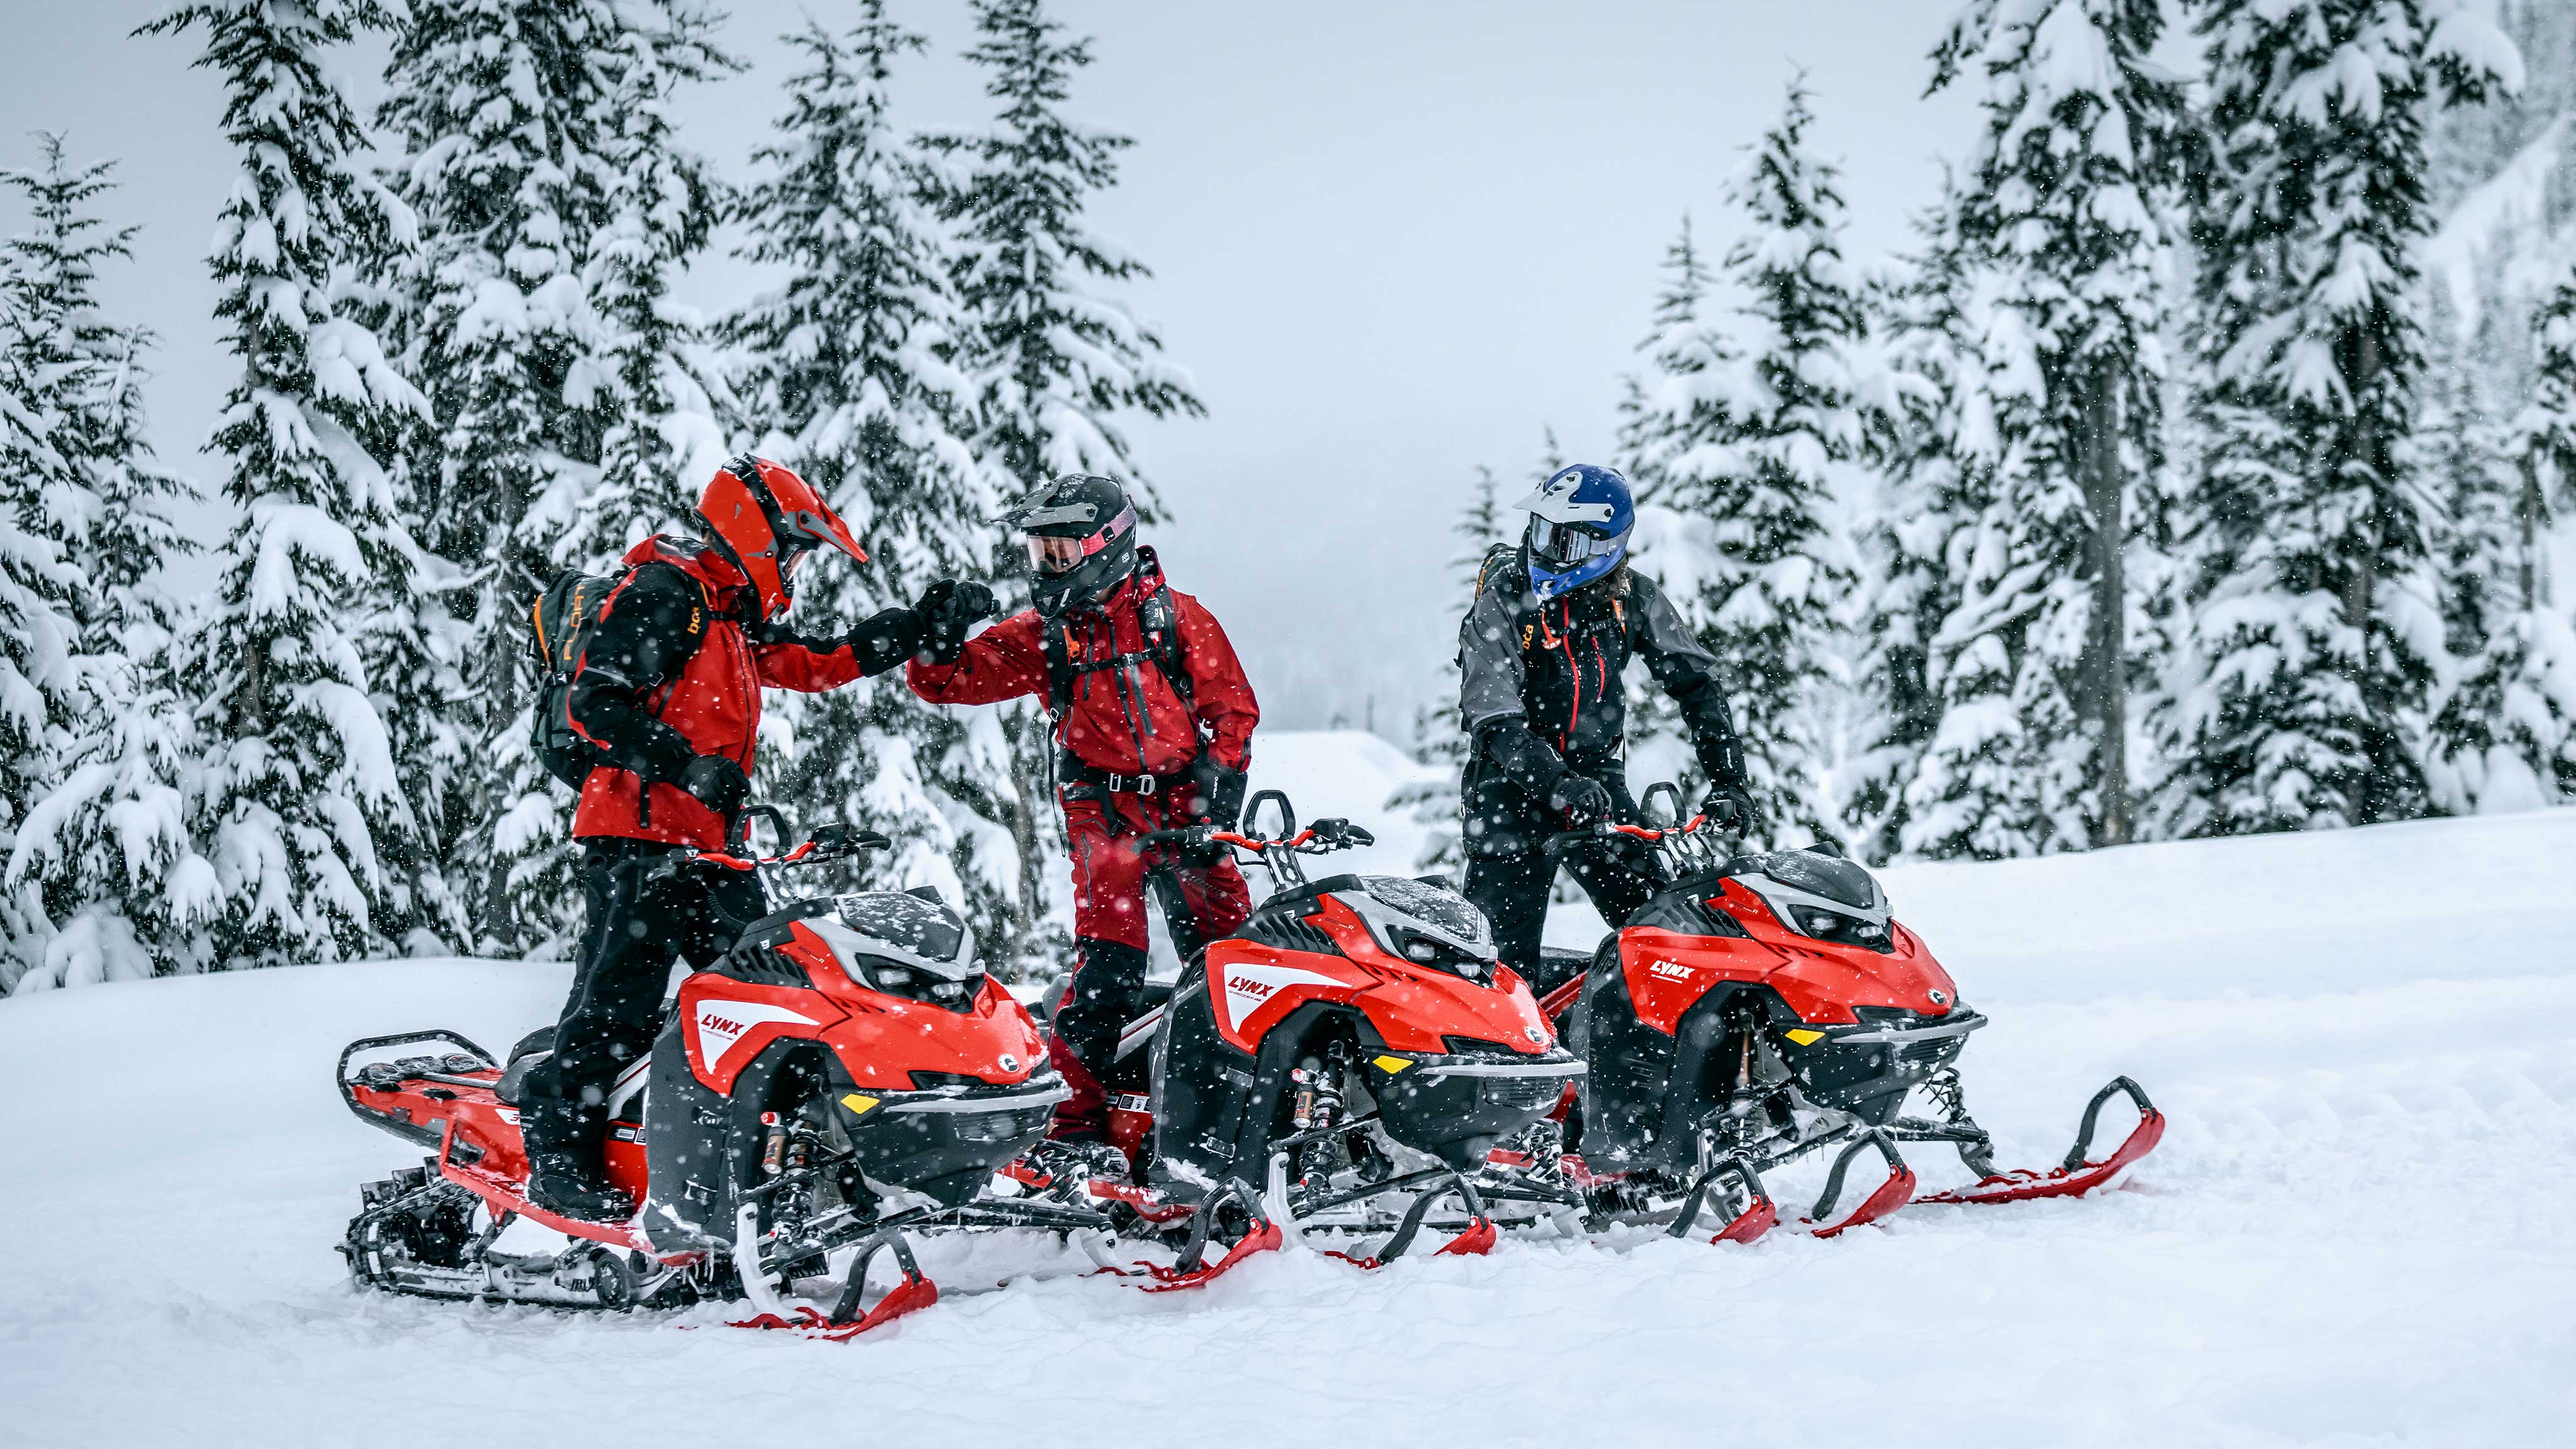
top-left (1913, 1076), bottom-right (2165, 1208)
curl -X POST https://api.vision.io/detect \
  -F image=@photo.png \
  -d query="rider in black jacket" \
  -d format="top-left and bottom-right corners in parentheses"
top-left (1455, 464), bottom-right (1755, 988)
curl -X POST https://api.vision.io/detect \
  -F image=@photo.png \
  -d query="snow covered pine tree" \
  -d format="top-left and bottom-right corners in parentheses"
top-left (1621, 82), bottom-right (1866, 849)
top-left (551, 0), bottom-right (733, 576)
top-left (1909, 0), bottom-right (2184, 858)
top-left (726, 5), bottom-right (1009, 937)
top-left (1843, 180), bottom-right (1991, 864)
top-left (145, 0), bottom-right (436, 967)
top-left (2427, 267), bottom-right (2576, 807)
top-left (2157, 0), bottom-right (2520, 835)
top-left (0, 137), bottom-right (216, 989)
top-left (374, 0), bottom-right (631, 952)
top-left (925, 0), bottom-right (1203, 970)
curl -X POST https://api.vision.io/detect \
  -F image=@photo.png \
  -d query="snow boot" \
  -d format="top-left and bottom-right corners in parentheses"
top-left (521, 1096), bottom-right (633, 1221)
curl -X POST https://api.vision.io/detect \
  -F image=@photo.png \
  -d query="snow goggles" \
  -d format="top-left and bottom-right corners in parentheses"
top-left (1025, 504), bottom-right (1136, 574)
top-left (1527, 514), bottom-right (1623, 569)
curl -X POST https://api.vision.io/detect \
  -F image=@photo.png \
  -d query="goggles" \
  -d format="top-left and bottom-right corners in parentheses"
top-left (1528, 514), bottom-right (1622, 569)
top-left (1024, 504), bottom-right (1136, 574)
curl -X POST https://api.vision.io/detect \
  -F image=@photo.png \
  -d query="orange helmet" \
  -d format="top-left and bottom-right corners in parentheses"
top-left (696, 454), bottom-right (867, 620)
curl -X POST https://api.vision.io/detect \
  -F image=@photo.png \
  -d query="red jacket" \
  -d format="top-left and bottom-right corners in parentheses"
top-left (907, 564), bottom-right (1257, 778)
top-left (567, 535), bottom-right (919, 849)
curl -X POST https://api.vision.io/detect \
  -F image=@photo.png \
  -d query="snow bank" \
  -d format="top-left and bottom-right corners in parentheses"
top-left (3, 808), bottom-right (2573, 1446)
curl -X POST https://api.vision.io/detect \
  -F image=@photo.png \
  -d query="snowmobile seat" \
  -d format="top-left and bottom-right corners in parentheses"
top-left (492, 1026), bottom-right (558, 1106)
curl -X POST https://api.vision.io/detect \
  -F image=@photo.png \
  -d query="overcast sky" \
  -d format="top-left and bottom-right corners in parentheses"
top-left (0, 1), bottom-right (1980, 733)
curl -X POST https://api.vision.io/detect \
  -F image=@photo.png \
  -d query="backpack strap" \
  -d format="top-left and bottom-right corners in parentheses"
top-left (1132, 550), bottom-right (1199, 734)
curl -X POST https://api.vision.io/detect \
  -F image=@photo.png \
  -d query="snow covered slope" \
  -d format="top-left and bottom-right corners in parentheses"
top-left (3, 808), bottom-right (2573, 1448)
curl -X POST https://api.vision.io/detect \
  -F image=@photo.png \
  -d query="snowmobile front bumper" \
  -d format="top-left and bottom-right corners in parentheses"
top-left (1365, 1048), bottom-right (1587, 1169)
top-left (1774, 1009), bottom-right (1987, 1125)
top-left (831, 1077), bottom-right (1070, 1207)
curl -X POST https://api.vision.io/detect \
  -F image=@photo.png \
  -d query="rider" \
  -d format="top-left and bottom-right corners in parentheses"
top-left (523, 455), bottom-right (994, 1219)
top-left (906, 474), bottom-right (1259, 1178)
top-left (1456, 463), bottom-right (1755, 989)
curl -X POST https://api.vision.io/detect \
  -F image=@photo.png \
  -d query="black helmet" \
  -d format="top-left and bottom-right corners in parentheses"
top-left (999, 473), bottom-right (1138, 619)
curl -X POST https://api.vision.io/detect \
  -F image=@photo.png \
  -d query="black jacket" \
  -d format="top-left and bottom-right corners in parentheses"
top-left (1456, 550), bottom-right (1745, 801)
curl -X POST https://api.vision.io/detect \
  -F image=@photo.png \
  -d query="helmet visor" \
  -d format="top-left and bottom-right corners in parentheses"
top-left (1026, 534), bottom-right (1090, 574)
top-left (1023, 503), bottom-right (1138, 575)
top-left (1528, 514), bottom-right (1618, 569)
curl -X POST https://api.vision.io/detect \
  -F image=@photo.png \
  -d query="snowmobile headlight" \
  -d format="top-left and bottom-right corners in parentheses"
top-left (862, 958), bottom-right (986, 1013)
top-left (1802, 910), bottom-right (1842, 936)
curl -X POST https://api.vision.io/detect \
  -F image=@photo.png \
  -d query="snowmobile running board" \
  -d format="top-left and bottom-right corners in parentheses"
top-left (1914, 1076), bottom-right (2165, 1208)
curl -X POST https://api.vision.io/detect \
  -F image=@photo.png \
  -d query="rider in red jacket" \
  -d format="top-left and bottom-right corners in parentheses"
top-left (525, 455), bottom-right (994, 1219)
top-left (908, 474), bottom-right (1258, 1172)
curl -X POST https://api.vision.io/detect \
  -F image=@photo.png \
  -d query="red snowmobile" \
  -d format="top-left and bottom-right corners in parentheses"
top-left (1528, 784), bottom-right (2163, 1245)
top-left (1006, 792), bottom-right (1589, 1283)
top-left (337, 813), bottom-right (1108, 1340)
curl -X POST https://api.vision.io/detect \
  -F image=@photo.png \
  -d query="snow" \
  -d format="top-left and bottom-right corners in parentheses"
top-left (3, 755), bottom-right (2573, 1444)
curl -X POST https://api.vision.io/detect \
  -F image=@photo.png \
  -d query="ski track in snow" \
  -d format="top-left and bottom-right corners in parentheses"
top-left (2, 753), bottom-right (2572, 1447)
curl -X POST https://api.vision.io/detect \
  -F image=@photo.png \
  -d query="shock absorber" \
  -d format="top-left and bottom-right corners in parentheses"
top-left (760, 1111), bottom-right (787, 1177)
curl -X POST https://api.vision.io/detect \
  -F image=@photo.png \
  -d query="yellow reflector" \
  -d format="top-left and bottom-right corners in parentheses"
top-left (1372, 1055), bottom-right (1414, 1074)
top-left (1784, 1029), bottom-right (1825, 1046)
top-left (840, 1093), bottom-right (879, 1115)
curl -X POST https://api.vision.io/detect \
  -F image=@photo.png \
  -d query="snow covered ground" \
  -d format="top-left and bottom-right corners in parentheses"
top-left (3, 734), bottom-right (2572, 1447)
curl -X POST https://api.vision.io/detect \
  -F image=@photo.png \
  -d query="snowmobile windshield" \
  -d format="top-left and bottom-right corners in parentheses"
top-left (1526, 514), bottom-right (1619, 570)
top-left (1746, 851), bottom-right (1880, 911)
top-left (832, 892), bottom-right (970, 973)
top-left (1362, 875), bottom-right (1494, 954)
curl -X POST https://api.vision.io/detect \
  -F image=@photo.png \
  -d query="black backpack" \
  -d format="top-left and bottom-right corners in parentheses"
top-left (525, 565), bottom-right (706, 792)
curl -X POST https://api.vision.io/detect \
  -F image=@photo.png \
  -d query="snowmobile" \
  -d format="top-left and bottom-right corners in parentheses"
top-left (1527, 784), bottom-right (2163, 1245)
top-left (1004, 792), bottom-right (1589, 1284)
top-left (336, 810), bottom-right (1110, 1340)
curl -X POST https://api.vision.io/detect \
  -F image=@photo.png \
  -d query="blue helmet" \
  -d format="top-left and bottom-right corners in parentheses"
top-left (1515, 464), bottom-right (1634, 601)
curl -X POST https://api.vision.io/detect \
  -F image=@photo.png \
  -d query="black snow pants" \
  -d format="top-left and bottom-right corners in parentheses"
top-left (524, 838), bottom-right (767, 1115)
top-left (1460, 762), bottom-right (1660, 994)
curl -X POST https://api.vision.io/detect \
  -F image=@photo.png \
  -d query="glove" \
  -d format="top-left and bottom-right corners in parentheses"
top-left (1548, 773), bottom-right (1612, 830)
top-left (1701, 781), bottom-right (1761, 833)
top-left (1184, 753), bottom-right (1248, 832)
top-left (915, 578), bottom-right (997, 663)
top-left (677, 754), bottom-right (750, 821)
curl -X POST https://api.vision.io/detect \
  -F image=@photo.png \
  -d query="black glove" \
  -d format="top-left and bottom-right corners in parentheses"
top-left (677, 754), bottom-right (750, 820)
top-left (1548, 773), bottom-right (1612, 829)
top-left (1184, 753), bottom-right (1248, 832)
top-left (1701, 781), bottom-right (1761, 833)
top-left (915, 578), bottom-right (997, 663)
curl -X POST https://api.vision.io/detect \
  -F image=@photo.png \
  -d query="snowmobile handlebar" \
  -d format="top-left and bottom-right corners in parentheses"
top-left (1132, 818), bottom-right (1376, 857)
top-left (646, 816), bottom-right (891, 883)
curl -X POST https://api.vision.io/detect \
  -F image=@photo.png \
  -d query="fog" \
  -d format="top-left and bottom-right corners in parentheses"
top-left (0, 1), bottom-right (1977, 733)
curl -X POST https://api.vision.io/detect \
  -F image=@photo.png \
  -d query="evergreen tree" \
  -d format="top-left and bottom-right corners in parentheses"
top-left (1621, 84), bottom-right (1863, 848)
top-left (1919, 0), bottom-right (2184, 855)
top-left (143, 0), bottom-right (435, 966)
top-left (2156, 0), bottom-right (2518, 836)
top-left (374, 0), bottom-right (625, 950)
top-left (926, 0), bottom-right (1204, 967)
top-left (1389, 464), bottom-right (1507, 879)
top-left (1845, 182), bottom-right (1986, 863)
top-left (2427, 270), bottom-right (2576, 808)
top-left (725, 7), bottom-right (1002, 923)
top-left (0, 276), bottom-right (82, 990)
top-left (549, 0), bottom-right (733, 574)
top-left (0, 138), bottom-right (216, 988)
